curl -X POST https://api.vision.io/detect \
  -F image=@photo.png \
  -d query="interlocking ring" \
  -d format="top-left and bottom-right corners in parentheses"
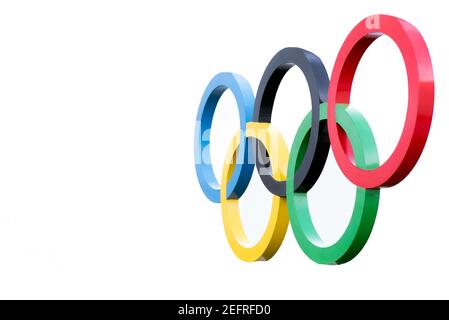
top-left (194, 15), bottom-right (434, 264)
top-left (194, 73), bottom-right (255, 203)
top-left (253, 47), bottom-right (329, 197)
top-left (327, 14), bottom-right (434, 188)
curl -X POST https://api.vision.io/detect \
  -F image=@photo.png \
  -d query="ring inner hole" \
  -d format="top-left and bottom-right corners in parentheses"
top-left (343, 36), bottom-right (408, 165)
top-left (210, 90), bottom-right (241, 186)
top-left (238, 144), bottom-right (274, 246)
top-left (305, 123), bottom-right (356, 246)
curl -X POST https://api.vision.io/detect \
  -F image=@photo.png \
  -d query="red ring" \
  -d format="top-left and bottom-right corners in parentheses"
top-left (327, 14), bottom-right (434, 189)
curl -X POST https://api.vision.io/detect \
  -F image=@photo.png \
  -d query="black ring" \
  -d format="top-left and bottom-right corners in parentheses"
top-left (253, 47), bottom-right (330, 196)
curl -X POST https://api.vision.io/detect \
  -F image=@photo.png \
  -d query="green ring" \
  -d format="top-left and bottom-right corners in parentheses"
top-left (286, 103), bottom-right (380, 265)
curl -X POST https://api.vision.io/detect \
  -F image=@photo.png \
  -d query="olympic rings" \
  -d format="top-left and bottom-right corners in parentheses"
top-left (194, 15), bottom-right (434, 264)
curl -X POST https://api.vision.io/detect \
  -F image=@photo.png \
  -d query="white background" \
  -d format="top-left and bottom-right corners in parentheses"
top-left (0, 0), bottom-right (446, 299)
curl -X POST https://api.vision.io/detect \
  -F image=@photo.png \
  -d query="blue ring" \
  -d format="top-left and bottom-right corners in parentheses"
top-left (194, 72), bottom-right (255, 203)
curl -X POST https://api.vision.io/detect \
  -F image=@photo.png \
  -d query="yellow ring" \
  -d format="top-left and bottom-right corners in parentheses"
top-left (220, 123), bottom-right (289, 262)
